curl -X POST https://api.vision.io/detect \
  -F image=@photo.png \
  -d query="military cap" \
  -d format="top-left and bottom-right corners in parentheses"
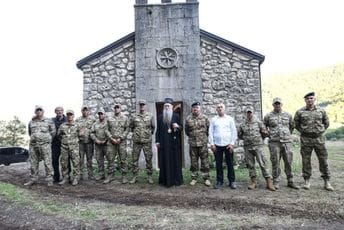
top-left (272, 97), bottom-right (282, 104)
top-left (304, 92), bottom-right (315, 98)
top-left (164, 98), bottom-right (174, 105)
top-left (66, 109), bottom-right (75, 115)
top-left (81, 105), bottom-right (89, 110)
top-left (138, 99), bottom-right (146, 105)
top-left (245, 106), bottom-right (254, 113)
top-left (34, 105), bottom-right (44, 112)
top-left (97, 108), bottom-right (105, 114)
top-left (191, 101), bottom-right (201, 107)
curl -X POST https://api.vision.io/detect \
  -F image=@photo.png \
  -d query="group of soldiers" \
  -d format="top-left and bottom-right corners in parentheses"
top-left (24, 91), bottom-right (334, 191)
top-left (24, 99), bottom-right (155, 186)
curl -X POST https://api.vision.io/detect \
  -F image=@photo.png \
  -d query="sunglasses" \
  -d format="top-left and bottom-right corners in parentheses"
top-left (35, 109), bottom-right (42, 112)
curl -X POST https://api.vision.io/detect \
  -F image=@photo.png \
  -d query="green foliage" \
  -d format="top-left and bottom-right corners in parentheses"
top-left (0, 116), bottom-right (27, 146)
top-left (325, 126), bottom-right (344, 140)
top-left (262, 63), bottom-right (344, 126)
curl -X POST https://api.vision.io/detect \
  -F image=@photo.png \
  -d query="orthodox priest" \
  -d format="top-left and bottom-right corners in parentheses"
top-left (156, 98), bottom-right (183, 187)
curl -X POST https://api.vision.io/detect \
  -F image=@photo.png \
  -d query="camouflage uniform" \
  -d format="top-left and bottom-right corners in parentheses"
top-left (185, 113), bottom-right (210, 181)
top-left (294, 106), bottom-right (331, 180)
top-left (106, 113), bottom-right (129, 178)
top-left (264, 110), bottom-right (295, 184)
top-left (58, 121), bottom-right (81, 182)
top-left (90, 119), bottom-right (108, 179)
top-left (130, 111), bottom-right (155, 177)
top-left (238, 116), bottom-right (271, 179)
top-left (76, 115), bottom-right (95, 179)
top-left (28, 116), bottom-right (55, 183)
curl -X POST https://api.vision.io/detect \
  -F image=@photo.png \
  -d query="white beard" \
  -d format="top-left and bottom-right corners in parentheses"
top-left (163, 109), bottom-right (173, 125)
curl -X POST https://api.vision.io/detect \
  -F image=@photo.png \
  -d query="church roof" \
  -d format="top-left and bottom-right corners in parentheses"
top-left (76, 29), bottom-right (264, 69)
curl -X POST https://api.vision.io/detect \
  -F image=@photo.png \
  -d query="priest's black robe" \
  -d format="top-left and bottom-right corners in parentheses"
top-left (156, 113), bottom-right (183, 187)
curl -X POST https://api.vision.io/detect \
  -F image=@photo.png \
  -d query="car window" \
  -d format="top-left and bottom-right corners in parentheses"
top-left (15, 148), bottom-right (25, 155)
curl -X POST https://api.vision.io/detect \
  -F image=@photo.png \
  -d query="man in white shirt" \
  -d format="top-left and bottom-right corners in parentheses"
top-left (209, 103), bottom-right (238, 189)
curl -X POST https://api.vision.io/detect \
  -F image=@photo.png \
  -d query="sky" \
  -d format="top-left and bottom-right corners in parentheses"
top-left (1, 0), bottom-right (343, 123)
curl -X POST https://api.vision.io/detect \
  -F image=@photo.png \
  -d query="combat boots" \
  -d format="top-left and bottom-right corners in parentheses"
top-left (248, 177), bottom-right (257, 190)
top-left (129, 176), bottom-right (137, 184)
top-left (95, 175), bottom-right (105, 181)
top-left (287, 179), bottom-right (300, 189)
top-left (103, 176), bottom-right (113, 184)
top-left (324, 179), bottom-right (334, 191)
top-left (122, 176), bottom-right (128, 184)
top-left (24, 180), bottom-right (36, 186)
top-left (72, 178), bottom-right (78, 186)
top-left (273, 179), bottom-right (279, 190)
top-left (204, 179), bottom-right (211, 187)
top-left (266, 178), bottom-right (276, 191)
top-left (147, 176), bottom-right (154, 184)
top-left (303, 179), bottom-right (310, 190)
top-left (58, 178), bottom-right (67, 185)
top-left (190, 179), bottom-right (197, 186)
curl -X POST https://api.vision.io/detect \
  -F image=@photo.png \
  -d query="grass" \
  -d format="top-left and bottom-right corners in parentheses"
top-left (0, 141), bottom-right (343, 229)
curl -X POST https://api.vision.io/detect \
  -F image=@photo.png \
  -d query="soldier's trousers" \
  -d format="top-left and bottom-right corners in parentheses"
top-left (244, 146), bottom-right (271, 179)
top-left (300, 136), bottom-right (331, 180)
top-left (95, 144), bottom-right (107, 178)
top-left (189, 145), bottom-right (210, 180)
top-left (60, 144), bottom-right (80, 180)
top-left (268, 141), bottom-right (294, 181)
top-left (29, 143), bottom-right (53, 182)
top-left (79, 142), bottom-right (94, 177)
top-left (107, 141), bottom-right (127, 177)
top-left (132, 142), bottom-right (152, 176)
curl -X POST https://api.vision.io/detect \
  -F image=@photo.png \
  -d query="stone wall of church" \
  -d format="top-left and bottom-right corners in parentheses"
top-left (200, 37), bottom-right (262, 125)
top-left (200, 38), bottom-right (262, 163)
top-left (80, 40), bottom-right (136, 116)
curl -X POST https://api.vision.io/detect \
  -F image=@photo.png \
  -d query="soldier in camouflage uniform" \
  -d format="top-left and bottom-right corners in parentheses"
top-left (24, 105), bottom-right (55, 187)
top-left (185, 102), bottom-right (211, 187)
top-left (105, 104), bottom-right (129, 184)
top-left (76, 105), bottom-right (95, 180)
top-left (263, 98), bottom-right (299, 189)
top-left (129, 100), bottom-right (155, 184)
top-left (90, 108), bottom-right (108, 182)
top-left (57, 110), bottom-right (81, 186)
top-left (238, 107), bottom-right (276, 191)
top-left (294, 92), bottom-right (334, 191)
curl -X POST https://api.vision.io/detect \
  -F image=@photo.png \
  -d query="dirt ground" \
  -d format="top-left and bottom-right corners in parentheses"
top-left (0, 144), bottom-right (344, 229)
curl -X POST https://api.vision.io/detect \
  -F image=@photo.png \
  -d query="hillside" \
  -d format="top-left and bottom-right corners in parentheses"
top-left (262, 63), bottom-right (344, 127)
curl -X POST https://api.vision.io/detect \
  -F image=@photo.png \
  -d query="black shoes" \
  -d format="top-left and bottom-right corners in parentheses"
top-left (229, 182), bottom-right (237, 189)
top-left (214, 182), bottom-right (223, 189)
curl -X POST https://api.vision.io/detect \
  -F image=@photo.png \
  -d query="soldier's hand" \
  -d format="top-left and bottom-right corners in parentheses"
top-left (210, 145), bottom-right (216, 153)
top-left (156, 143), bottom-right (160, 149)
top-left (79, 128), bottom-right (85, 136)
top-left (111, 138), bottom-right (117, 144)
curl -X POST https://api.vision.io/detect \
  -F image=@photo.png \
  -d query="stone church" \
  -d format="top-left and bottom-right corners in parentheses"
top-left (76, 0), bottom-right (264, 166)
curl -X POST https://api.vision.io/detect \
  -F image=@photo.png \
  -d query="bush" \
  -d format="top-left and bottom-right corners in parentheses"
top-left (325, 126), bottom-right (344, 140)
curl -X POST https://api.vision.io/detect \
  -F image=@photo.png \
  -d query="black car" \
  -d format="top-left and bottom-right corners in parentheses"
top-left (0, 147), bottom-right (29, 166)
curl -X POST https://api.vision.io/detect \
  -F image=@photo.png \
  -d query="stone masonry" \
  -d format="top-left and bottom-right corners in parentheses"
top-left (80, 40), bottom-right (136, 116)
top-left (77, 0), bottom-right (264, 167)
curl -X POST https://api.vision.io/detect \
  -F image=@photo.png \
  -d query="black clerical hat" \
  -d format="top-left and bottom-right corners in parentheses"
top-left (164, 98), bottom-right (174, 104)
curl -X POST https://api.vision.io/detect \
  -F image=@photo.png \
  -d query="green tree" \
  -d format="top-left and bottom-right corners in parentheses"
top-left (0, 116), bottom-right (27, 146)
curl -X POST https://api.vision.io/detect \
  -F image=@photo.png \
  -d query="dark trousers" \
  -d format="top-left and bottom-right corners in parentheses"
top-left (52, 145), bottom-right (61, 182)
top-left (214, 145), bottom-right (235, 184)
